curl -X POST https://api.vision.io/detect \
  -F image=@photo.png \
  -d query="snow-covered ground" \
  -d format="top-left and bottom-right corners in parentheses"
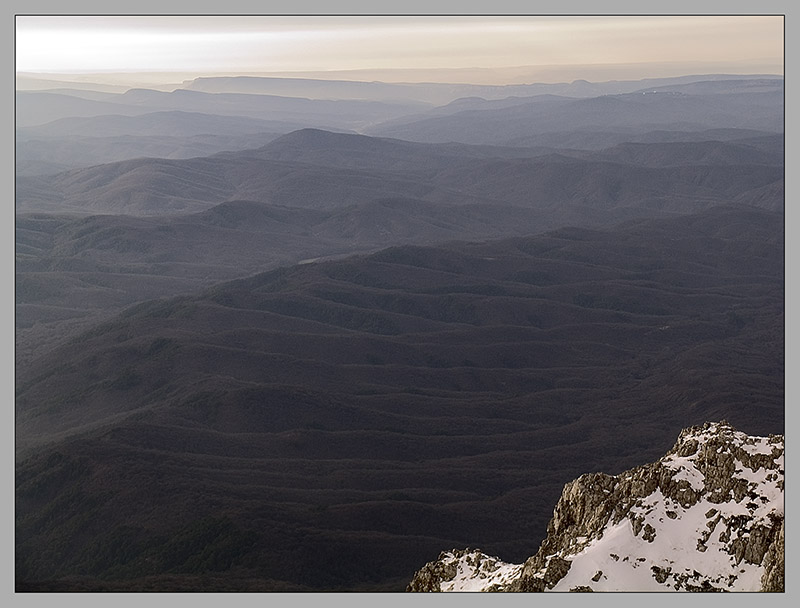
top-left (410, 422), bottom-right (784, 592)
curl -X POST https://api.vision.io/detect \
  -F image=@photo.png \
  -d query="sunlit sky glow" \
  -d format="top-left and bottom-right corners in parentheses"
top-left (15, 15), bottom-right (784, 84)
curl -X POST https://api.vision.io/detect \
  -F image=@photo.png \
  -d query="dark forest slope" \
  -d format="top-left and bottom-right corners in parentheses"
top-left (16, 206), bottom-right (784, 591)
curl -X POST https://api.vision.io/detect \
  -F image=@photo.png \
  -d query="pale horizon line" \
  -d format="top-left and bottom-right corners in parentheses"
top-left (15, 62), bottom-right (785, 90)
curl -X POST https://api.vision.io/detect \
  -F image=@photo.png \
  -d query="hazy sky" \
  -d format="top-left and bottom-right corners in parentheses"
top-left (15, 15), bottom-right (783, 84)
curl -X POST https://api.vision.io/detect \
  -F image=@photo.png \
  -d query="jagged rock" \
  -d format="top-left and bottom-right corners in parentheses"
top-left (405, 548), bottom-right (523, 592)
top-left (404, 550), bottom-right (460, 592)
top-left (760, 518), bottom-right (785, 592)
top-left (407, 422), bottom-right (784, 592)
top-left (651, 565), bottom-right (671, 583)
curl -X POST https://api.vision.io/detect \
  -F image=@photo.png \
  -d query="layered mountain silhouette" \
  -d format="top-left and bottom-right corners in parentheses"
top-left (16, 88), bottom-right (430, 130)
top-left (16, 128), bottom-right (783, 217)
top-left (16, 76), bottom-right (782, 176)
top-left (366, 81), bottom-right (783, 145)
top-left (15, 73), bottom-right (784, 592)
top-left (15, 128), bottom-right (784, 366)
top-left (15, 111), bottom-right (291, 175)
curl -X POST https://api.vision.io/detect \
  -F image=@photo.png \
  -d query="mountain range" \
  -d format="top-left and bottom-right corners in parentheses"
top-left (16, 75), bottom-right (782, 173)
top-left (17, 127), bottom-right (783, 216)
top-left (15, 125), bottom-right (783, 367)
top-left (16, 205), bottom-right (784, 590)
top-left (15, 73), bottom-right (784, 591)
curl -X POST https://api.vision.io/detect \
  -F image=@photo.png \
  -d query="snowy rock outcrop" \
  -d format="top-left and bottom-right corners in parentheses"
top-left (407, 421), bottom-right (784, 592)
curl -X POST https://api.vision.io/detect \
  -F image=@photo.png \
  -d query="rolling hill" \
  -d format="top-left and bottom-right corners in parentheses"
top-left (14, 73), bottom-right (784, 591)
top-left (16, 205), bottom-right (784, 591)
top-left (15, 128), bottom-right (784, 365)
top-left (366, 84), bottom-right (783, 145)
top-left (16, 128), bottom-right (784, 217)
top-left (15, 197), bottom-right (570, 365)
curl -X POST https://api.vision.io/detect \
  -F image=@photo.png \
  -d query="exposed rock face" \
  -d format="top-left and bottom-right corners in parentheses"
top-left (405, 548), bottom-right (523, 592)
top-left (407, 422), bottom-right (784, 592)
top-left (760, 518), bottom-right (784, 592)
